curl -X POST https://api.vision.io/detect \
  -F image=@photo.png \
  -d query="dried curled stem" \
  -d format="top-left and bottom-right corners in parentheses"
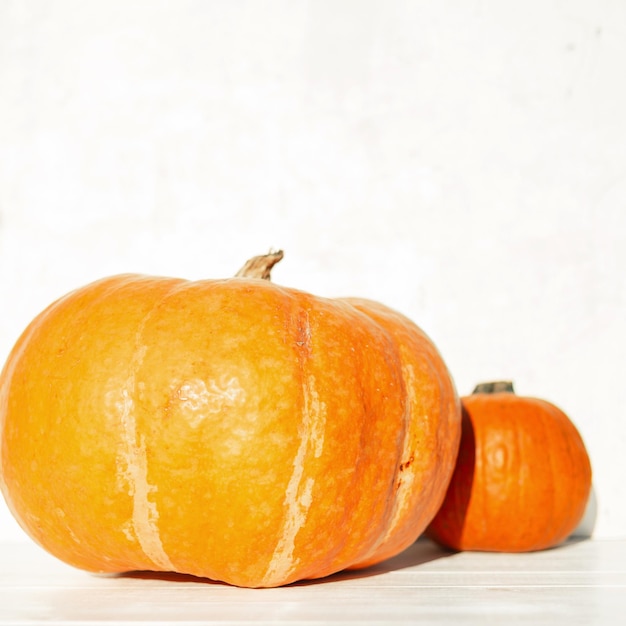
top-left (235, 250), bottom-right (284, 281)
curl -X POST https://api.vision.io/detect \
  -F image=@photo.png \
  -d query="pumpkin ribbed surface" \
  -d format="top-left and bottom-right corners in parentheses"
top-left (0, 271), bottom-right (460, 587)
top-left (427, 388), bottom-right (592, 552)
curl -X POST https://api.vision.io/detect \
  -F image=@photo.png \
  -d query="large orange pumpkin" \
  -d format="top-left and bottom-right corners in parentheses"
top-left (427, 381), bottom-right (592, 552)
top-left (0, 252), bottom-right (460, 587)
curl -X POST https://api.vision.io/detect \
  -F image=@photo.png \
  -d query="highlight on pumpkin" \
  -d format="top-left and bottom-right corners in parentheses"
top-left (0, 251), bottom-right (462, 588)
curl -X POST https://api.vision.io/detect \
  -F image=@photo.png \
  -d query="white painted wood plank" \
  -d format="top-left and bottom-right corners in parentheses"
top-left (1, 539), bottom-right (624, 625)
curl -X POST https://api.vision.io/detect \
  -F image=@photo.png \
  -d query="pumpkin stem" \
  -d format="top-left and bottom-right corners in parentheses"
top-left (235, 250), bottom-right (284, 281)
top-left (472, 381), bottom-right (515, 394)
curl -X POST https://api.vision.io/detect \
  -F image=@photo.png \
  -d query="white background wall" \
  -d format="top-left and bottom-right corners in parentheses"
top-left (0, 0), bottom-right (624, 541)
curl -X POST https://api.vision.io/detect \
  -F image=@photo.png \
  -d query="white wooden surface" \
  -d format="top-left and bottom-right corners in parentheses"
top-left (1, 538), bottom-right (624, 625)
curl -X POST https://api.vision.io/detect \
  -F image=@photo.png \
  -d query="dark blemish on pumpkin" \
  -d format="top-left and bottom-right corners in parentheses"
top-left (399, 455), bottom-right (414, 472)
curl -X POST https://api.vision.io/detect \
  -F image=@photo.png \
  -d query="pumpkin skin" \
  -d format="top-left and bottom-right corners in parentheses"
top-left (0, 256), bottom-right (460, 587)
top-left (426, 382), bottom-right (592, 552)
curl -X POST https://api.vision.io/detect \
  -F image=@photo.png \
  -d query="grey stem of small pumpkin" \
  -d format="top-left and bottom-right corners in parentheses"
top-left (472, 381), bottom-right (515, 394)
top-left (235, 250), bottom-right (284, 281)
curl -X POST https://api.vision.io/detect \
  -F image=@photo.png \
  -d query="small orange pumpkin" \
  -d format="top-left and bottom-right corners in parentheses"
top-left (427, 381), bottom-right (592, 552)
top-left (0, 252), bottom-right (460, 587)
